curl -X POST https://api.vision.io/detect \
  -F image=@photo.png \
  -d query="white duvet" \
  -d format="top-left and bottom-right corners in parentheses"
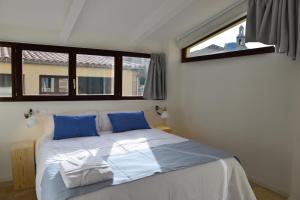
top-left (36, 129), bottom-right (256, 200)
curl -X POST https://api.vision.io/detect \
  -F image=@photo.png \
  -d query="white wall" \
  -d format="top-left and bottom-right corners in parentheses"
top-left (176, 51), bottom-right (298, 195)
top-left (290, 133), bottom-right (300, 200)
top-left (164, 41), bottom-right (184, 135)
top-left (0, 100), bottom-right (166, 182)
top-left (153, 0), bottom-right (300, 195)
top-left (153, 0), bottom-right (298, 196)
top-left (289, 67), bottom-right (300, 200)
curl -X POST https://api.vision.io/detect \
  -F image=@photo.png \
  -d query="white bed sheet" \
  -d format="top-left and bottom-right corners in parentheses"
top-left (36, 129), bottom-right (256, 200)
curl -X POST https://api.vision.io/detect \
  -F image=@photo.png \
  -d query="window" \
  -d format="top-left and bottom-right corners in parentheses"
top-left (122, 56), bottom-right (150, 96)
top-left (40, 75), bottom-right (68, 95)
top-left (0, 46), bottom-right (12, 97)
top-left (0, 74), bottom-right (12, 97)
top-left (0, 41), bottom-right (150, 101)
top-left (76, 54), bottom-right (114, 95)
top-left (182, 17), bottom-right (275, 62)
top-left (78, 77), bottom-right (112, 95)
top-left (0, 74), bottom-right (11, 87)
top-left (22, 50), bottom-right (69, 96)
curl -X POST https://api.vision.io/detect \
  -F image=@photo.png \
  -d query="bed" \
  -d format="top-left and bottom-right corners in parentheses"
top-left (36, 128), bottom-right (256, 200)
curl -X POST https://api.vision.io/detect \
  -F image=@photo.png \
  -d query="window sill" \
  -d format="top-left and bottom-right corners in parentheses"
top-left (0, 97), bottom-right (14, 102)
top-left (182, 46), bottom-right (275, 63)
top-left (0, 96), bottom-right (145, 102)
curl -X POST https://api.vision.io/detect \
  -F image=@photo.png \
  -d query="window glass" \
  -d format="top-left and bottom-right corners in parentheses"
top-left (187, 19), bottom-right (272, 57)
top-left (122, 56), bottom-right (150, 96)
top-left (40, 75), bottom-right (68, 95)
top-left (76, 54), bottom-right (114, 95)
top-left (0, 46), bottom-right (12, 97)
top-left (78, 77), bottom-right (112, 94)
top-left (22, 50), bottom-right (69, 95)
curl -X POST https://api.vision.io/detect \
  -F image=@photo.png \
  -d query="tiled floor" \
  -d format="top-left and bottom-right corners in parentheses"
top-left (0, 181), bottom-right (286, 200)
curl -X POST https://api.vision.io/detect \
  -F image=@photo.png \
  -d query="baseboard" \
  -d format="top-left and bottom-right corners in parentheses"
top-left (0, 175), bottom-right (12, 183)
top-left (249, 177), bottom-right (289, 198)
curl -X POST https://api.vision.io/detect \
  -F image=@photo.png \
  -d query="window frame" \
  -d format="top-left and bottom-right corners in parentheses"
top-left (181, 16), bottom-right (275, 63)
top-left (0, 43), bottom-right (14, 101)
top-left (122, 56), bottom-right (151, 97)
top-left (0, 73), bottom-right (12, 97)
top-left (77, 76), bottom-right (113, 95)
top-left (74, 52), bottom-right (116, 99)
top-left (0, 73), bottom-right (12, 87)
top-left (0, 41), bottom-right (150, 102)
top-left (39, 75), bottom-right (69, 95)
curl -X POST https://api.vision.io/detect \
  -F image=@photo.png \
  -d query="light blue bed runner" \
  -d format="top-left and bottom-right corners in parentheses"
top-left (41, 141), bottom-right (233, 200)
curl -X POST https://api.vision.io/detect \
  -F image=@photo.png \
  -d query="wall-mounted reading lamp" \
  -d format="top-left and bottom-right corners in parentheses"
top-left (24, 108), bottom-right (48, 128)
top-left (155, 106), bottom-right (169, 119)
top-left (24, 109), bottom-right (37, 128)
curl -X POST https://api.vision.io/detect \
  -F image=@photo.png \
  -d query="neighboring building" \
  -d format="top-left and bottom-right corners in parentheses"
top-left (190, 44), bottom-right (225, 57)
top-left (190, 24), bottom-right (248, 56)
top-left (224, 25), bottom-right (247, 51)
top-left (236, 25), bottom-right (247, 50)
top-left (0, 47), bottom-right (149, 96)
top-left (224, 42), bottom-right (237, 51)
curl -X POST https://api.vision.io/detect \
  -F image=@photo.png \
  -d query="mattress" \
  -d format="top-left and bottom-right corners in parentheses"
top-left (36, 129), bottom-right (256, 200)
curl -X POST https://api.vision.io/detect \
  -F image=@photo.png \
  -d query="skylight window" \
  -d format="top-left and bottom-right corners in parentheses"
top-left (182, 17), bottom-right (275, 62)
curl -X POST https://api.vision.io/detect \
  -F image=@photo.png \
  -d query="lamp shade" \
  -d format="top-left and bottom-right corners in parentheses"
top-left (26, 116), bottom-right (37, 128)
top-left (161, 111), bottom-right (169, 119)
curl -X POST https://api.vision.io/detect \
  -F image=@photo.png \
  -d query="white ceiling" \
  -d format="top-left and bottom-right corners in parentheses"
top-left (0, 0), bottom-right (239, 52)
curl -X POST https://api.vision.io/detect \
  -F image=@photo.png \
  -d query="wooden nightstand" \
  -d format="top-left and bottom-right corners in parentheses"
top-left (11, 140), bottom-right (35, 190)
top-left (155, 125), bottom-right (172, 133)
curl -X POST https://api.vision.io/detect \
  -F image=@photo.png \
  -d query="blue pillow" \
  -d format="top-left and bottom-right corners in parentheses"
top-left (107, 111), bottom-right (150, 133)
top-left (53, 115), bottom-right (98, 140)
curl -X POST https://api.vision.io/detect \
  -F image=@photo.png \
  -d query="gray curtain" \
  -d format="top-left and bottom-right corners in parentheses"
top-left (246, 0), bottom-right (300, 60)
top-left (143, 54), bottom-right (166, 100)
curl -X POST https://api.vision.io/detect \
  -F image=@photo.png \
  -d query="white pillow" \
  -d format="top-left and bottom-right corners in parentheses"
top-left (43, 111), bottom-right (101, 137)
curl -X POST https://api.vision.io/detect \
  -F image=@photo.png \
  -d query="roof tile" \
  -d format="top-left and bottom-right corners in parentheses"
top-left (0, 47), bottom-right (149, 69)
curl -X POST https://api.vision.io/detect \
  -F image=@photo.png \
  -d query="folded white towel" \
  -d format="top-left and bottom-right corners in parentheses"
top-left (60, 150), bottom-right (113, 188)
